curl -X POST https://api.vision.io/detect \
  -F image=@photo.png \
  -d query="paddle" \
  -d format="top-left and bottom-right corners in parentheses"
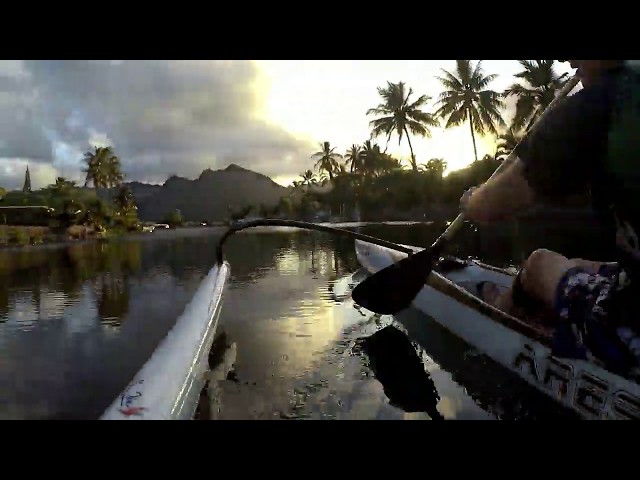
top-left (351, 75), bottom-right (581, 315)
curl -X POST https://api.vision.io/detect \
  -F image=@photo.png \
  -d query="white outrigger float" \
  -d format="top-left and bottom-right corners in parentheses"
top-left (354, 239), bottom-right (640, 420)
top-left (100, 261), bottom-right (231, 420)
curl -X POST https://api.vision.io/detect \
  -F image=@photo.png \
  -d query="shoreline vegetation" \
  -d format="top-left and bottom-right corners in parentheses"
top-left (1, 60), bottom-right (589, 251)
top-left (0, 145), bottom-right (190, 249)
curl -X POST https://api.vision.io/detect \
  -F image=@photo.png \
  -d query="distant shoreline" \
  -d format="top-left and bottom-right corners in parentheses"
top-left (0, 224), bottom-right (125, 251)
top-left (0, 220), bottom-right (443, 252)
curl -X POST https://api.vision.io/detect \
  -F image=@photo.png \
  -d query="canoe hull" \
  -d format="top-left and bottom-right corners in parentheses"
top-left (354, 239), bottom-right (640, 420)
top-left (100, 261), bottom-right (230, 420)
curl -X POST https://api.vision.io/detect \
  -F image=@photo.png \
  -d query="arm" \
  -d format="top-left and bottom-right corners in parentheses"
top-left (465, 157), bottom-right (534, 225)
top-left (463, 84), bottom-right (612, 225)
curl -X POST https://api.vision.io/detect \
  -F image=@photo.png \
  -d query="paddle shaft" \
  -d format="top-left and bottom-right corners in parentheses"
top-left (435, 75), bottom-right (581, 247)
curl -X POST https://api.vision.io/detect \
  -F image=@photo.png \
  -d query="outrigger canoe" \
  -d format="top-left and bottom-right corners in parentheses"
top-left (100, 261), bottom-right (230, 420)
top-left (354, 239), bottom-right (640, 420)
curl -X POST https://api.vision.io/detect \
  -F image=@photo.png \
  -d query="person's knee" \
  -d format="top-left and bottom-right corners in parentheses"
top-left (522, 249), bottom-right (556, 283)
top-left (511, 249), bottom-right (553, 307)
top-left (521, 248), bottom-right (573, 307)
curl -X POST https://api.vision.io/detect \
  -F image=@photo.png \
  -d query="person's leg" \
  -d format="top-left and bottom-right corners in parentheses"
top-left (518, 249), bottom-right (583, 309)
top-left (478, 249), bottom-right (575, 314)
top-left (480, 252), bottom-right (617, 315)
top-left (475, 250), bottom-right (635, 370)
top-left (479, 249), bottom-right (618, 334)
top-left (567, 258), bottom-right (617, 275)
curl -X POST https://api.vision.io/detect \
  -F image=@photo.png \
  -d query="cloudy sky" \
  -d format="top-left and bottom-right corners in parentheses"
top-left (0, 60), bottom-right (575, 190)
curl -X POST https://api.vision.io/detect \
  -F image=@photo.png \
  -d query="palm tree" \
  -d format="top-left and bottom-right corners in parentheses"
top-left (423, 158), bottom-right (448, 177)
top-left (113, 185), bottom-right (136, 213)
top-left (300, 170), bottom-right (317, 186)
top-left (434, 60), bottom-right (506, 162)
top-left (82, 146), bottom-right (125, 189)
top-left (105, 155), bottom-right (125, 189)
top-left (51, 177), bottom-right (77, 194)
top-left (111, 185), bottom-right (137, 230)
top-left (495, 125), bottom-right (525, 158)
top-left (503, 60), bottom-right (571, 132)
top-left (83, 146), bottom-right (113, 188)
top-left (360, 140), bottom-right (384, 177)
top-left (311, 141), bottom-right (342, 180)
top-left (366, 81), bottom-right (440, 172)
top-left (378, 153), bottom-right (403, 174)
top-left (344, 144), bottom-right (365, 175)
top-left (329, 163), bottom-right (353, 217)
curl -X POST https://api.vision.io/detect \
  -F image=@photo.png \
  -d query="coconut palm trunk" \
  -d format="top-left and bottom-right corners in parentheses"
top-left (468, 112), bottom-right (479, 162)
top-left (403, 125), bottom-right (417, 171)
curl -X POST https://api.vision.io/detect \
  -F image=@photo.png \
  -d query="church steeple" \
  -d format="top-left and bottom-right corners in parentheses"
top-left (22, 165), bottom-right (31, 193)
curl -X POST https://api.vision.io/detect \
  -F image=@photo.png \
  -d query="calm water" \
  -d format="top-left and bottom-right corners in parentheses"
top-left (0, 219), bottom-right (600, 420)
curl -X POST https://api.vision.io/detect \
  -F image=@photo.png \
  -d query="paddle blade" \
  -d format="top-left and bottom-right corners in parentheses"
top-left (352, 249), bottom-right (436, 314)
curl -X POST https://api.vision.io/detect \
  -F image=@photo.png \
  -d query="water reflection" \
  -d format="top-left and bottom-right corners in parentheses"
top-left (357, 325), bottom-right (444, 420)
top-left (0, 242), bottom-right (142, 329)
top-left (0, 234), bottom-right (211, 418)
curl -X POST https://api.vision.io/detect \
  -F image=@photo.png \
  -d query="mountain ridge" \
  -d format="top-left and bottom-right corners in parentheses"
top-left (107, 163), bottom-right (290, 222)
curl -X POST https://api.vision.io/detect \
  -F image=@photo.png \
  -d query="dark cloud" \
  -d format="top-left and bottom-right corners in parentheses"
top-left (0, 60), bottom-right (314, 190)
top-left (0, 73), bottom-right (53, 162)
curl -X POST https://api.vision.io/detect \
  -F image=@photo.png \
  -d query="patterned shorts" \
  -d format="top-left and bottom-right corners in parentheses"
top-left (552, 264), bottom-right (640, 374)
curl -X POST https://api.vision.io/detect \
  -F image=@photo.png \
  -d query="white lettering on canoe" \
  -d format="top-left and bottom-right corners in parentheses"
top-left (513, 343), bottom-right (640, 420)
